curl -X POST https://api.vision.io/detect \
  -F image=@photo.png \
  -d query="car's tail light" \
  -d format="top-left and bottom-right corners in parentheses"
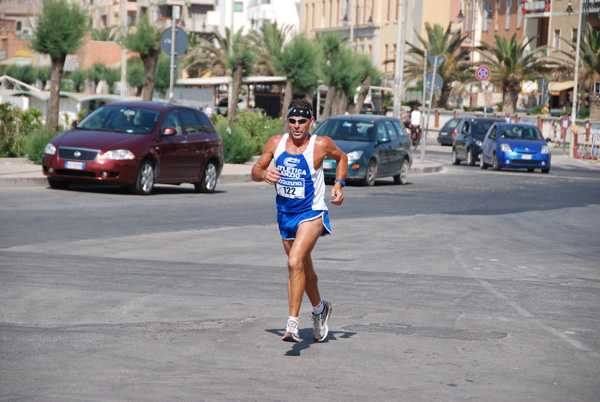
top-left (451, 129), bottom-right (457, 137)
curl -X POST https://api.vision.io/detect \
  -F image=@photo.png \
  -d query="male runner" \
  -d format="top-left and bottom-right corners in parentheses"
top-left (251, 98), bottom-right (348, 343)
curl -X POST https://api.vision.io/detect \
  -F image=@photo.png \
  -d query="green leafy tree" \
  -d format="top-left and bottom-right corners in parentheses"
top-left (121, 13), bottom-right (161, 101)
top-left (87, 62), bottom-right (107, 93)
top-left (127, 57), bottom-right (145, 96)
top-left (318, 33), bottom-right (346, 119)
top-left (103, 68), bottom-right (121, 94)
top-left (154, 54), bottom-right (173, 97)
top-left (29, 0), bottom-right (87, 132)
top-left (69, 69), bottom-right (87, 93)
top-left (36, 66), bottom-right (52, 90)
top-left (90, 26), bottom-right (117, 41)
top-left (477, 34), bottom-right (548, 115)
top-left (274, 34), bottom-right (321, 126)
top-left (353, 54), bottom-right (381, 114)
top-left (405, 23), bottom-right (471, 108)
top-left (226, 28), bottom-right (256, 127)
top-left (6, 65), bottom-right (37, 85)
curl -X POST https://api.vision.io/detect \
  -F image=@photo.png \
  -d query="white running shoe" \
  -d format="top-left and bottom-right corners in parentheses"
top-left (312, 300), bottom-right (332, 342)
top-left (282, 320), bottom-right (300, 343)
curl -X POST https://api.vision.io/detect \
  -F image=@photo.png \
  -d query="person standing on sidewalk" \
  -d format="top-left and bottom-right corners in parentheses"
top-left (251, 98), bottom-right (348, 343)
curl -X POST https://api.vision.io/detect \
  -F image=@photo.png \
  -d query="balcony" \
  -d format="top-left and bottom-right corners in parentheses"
top-left (523, 0), bottom-right (551, 14)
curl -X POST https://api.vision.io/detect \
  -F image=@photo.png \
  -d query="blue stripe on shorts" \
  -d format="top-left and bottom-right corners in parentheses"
top-left (277, 210), bottom-right (331, 240)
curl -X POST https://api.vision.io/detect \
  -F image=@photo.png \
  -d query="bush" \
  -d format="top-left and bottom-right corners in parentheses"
top-left (24, 128), bottom-right (55, 164)
top-left (579, 108), bottom-right (590, 119)
top-left (496, 102), bottom-right (503, 112)
top-left (532, 104), bottom-right (542, 115)
top-left (214, 118), bottom-right (255, 163)
top-left (0, 104), bottom-right (44, 157)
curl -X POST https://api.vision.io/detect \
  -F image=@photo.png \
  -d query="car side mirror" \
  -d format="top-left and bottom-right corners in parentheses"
top-left (378, 137), bottom-right (391, 144)
top-left (545, 138), bottom-right (552, 143)
top-left (72, 120), bottom-right (79, 128)
top-left (162, 127), bottom-right (177, 136)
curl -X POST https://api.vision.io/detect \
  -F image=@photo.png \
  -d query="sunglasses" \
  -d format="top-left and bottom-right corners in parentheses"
top-left (288, 118), bottom-right (309, 125)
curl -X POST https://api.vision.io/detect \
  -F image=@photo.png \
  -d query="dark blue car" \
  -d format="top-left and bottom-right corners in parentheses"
top-left (314, 115), bottom-right (412, 186)
top-left (480, 123), bottom-right (551, 173)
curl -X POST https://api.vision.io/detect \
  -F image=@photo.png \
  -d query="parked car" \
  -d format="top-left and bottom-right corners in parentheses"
top-left (42, 101), bottom-right (224, 195)
top-left (437, 117), bottom-right (461, 146)
top-left (480, 123), bottom-right (551, 173)
top-left (452, 117), bottom-right (504, 166)
top-left (313, 114), bottom-right (412, 186)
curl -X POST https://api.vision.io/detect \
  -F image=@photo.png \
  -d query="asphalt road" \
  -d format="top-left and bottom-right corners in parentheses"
top-left (1, 145), bottom-right (599, 401)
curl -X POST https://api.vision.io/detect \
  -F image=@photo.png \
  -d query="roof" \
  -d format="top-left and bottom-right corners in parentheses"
top-left (548, 81), bottom-right (574, 95)
top-left (177, 76), bottom-right (286, 86)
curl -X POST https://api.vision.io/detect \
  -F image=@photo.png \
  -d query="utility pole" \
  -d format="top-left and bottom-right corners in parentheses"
top-left (570, 0), bottom-right (584, 158)
top-left (393, 0), bottom-right (408, 119)
top-left (119, 0), bottom-right (128, 96)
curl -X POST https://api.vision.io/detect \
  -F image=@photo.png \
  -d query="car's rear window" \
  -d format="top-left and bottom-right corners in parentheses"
top-left (314, 120), bottom-right (375, 142)
top-left (78, 106), bottom-right (161, 135)
top-left (472, 121), bottom-right (495, 135)
top-left (500, 126), bottom-right (543, 141)
top-left (443, 119), bottom-right (460, 130)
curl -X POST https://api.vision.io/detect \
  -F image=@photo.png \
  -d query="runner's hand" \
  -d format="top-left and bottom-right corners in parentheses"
top-left (330, 186), bottom-right (344, 205)
top-left (264, 167), bottom-right (281, 185)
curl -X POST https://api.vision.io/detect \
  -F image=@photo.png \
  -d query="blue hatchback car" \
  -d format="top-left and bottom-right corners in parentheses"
top-left (313, 114), bottom-right (412, 186)
top-left (480, 123), bottom-right (551, 173)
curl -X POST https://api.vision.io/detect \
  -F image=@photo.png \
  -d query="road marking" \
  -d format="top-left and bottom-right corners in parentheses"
top-left (453, 247), bottom-right (600, 360)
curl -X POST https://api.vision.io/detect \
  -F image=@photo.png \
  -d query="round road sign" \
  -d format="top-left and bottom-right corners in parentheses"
top-left (561, 115), bottom-right (571, 130)
top-left (476, 65), bottom-right (491, 81)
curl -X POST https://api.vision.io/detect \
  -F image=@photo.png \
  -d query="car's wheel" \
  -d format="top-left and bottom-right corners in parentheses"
top-left (541, 167), bottom-right (550, 174)
top-left (492, 153), bottom-right (501, 171)
top-left (393, 158), bottom-right (409, 185)
top-left (527, 168), bottom-right (535, 172)
top-left (48, 178), bottom-right (70, 190)
top-left (362, 160), bottom-right (377, 186)
top-left (195, 161), bottom-right (218, 193)
top-left (467, 149), bottom-right (475, 166)
top-left (131, 160), bottom-right (155, 195)
top-left (479, 155), bottom-right (487, 169)
top-left (451, 148), bottom-right (461, 165)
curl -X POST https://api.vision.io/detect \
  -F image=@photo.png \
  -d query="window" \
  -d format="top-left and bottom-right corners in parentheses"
top-left (160, 111), bottom-right (183, 136)
top-left (179, 109), bottom-right (202, 134)
top-left (234, 2), bottom-right (243, 12)
top-left (517, 1), bottom-right (523, 29)
top-left (384, 121), bottom-right (399, 140)
top-left (595, 82), bottom-right (600, 94)
top-left (554, 29), bottom-right (561, 50)
top-left (392, 120), bottom-right (408, 137)
top-left (377, 123), bottom-right (390, 142)
top-left (572, 28), bottom-right (578, 43)
top-left (505, 0), bottom-right (511, 30)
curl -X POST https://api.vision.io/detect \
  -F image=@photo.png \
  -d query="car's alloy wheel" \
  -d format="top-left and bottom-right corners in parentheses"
top-left (195, 161), bottom-right (218, 193)
top-left (452, 148), bottom-right (460, 165)
top-left (479, 155), bottom-right (487, 169)
top-left (132, 160), bottom-right (155, 195)
top-left (492, 153), bottom-right (501, 170)
top-left (467, 149), bottom-right (475, 166)
top-left (394, 159), bottom-right (409, 185)
top-left (362, 160), bottom-right (377, 186)
top-left (48, 178), bottom-right (71, 190)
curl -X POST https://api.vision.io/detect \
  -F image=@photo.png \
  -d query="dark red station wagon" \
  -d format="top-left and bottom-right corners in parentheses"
top-left (42, 101), bottom-right (223, 195)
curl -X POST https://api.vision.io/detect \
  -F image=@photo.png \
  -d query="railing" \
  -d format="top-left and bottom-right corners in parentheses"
top-left (523, 0), bottom-right (551, 13)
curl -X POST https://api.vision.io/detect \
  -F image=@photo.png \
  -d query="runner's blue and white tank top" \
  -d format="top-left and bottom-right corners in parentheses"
top-left (274, 133), bottom-right (327, 213)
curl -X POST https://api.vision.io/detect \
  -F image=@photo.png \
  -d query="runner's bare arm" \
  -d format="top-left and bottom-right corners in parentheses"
top-left (251, 135), bottom-right (282, 185)
top-left (317, 136), bottom-right (347, 206)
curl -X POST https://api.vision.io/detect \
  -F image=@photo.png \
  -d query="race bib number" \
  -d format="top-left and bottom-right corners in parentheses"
top-left (276, 178), bottom-right (305, 199)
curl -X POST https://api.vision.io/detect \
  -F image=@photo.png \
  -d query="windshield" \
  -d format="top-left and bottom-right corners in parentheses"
top-left (472, 121), bottom-right (495, 135)
top-left (314, 120), bottom-right (375, 142)
top-left (500, 126), bottom-right (544, 141)
top-left (77, 106), bottom-right (161, 135)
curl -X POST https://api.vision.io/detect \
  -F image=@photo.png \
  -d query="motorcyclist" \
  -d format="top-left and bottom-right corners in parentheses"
top-left (410, 105), bottom-right (422, 148)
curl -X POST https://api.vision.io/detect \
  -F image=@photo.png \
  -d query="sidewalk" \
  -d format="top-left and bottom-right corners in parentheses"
top-left (0, 157), bottom-right (445, 188)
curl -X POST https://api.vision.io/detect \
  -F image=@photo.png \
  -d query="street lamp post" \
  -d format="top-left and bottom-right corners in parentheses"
top-left (569, 0), bottom-right (584, 158)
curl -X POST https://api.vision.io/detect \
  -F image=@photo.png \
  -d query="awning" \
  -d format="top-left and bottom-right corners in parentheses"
top-left (548, 81), bottom-right (574, 96)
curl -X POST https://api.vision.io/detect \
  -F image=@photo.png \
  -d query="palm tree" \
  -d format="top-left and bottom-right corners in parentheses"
top-left (90, 26), bottom-right (118, 42)
top-left (181, 30), bottom-right (230, 78)
top-left (405, 23), bottom-right (471, 108)
top-left (226, 28), bottom-right (256, 127)
top-left (477, 34), bottom-right (548, 115)
top-left (249, 22), bottom-right (293, 76)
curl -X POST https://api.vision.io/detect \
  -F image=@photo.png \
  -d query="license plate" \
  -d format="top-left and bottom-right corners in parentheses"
top-left (521, 154), bottom-right (532, 160)
top-left (65, 161), bottom-right (85, 170)
top-left (323, 161), bottom-right (333, 169)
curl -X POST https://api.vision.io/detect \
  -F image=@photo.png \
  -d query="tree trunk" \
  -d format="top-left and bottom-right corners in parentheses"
top-left (281, 78), bottom-right (294, 131)
top-left (321, 84), bottom-right (336, 120)
top-left (45, 56), bottom-right (65, 133)
top-left (589, 92), bottom-right (600, 121)
top-left (354, 75), bottom-right (372, 114)
top-left (227, 62), bottom-right (244, 127)
top-left (502, 84), bottom-right (520, 116)
top-left (140, 46), bottom-right (159, 102)
top-left (436, 83), bottom-right (452, 109)
top-left (332, 90), bottom-right (348, 116)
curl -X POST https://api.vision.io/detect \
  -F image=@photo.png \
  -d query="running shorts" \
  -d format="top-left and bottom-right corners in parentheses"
top-left (277, 209), bottom-right (331, 240)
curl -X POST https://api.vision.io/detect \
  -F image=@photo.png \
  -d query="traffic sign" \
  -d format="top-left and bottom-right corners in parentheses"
top-left (505, 113), bottom-right (511, 123)
top-left (476, 65), bottom-right (491, 81)
top-left (561, 115), bottom-right (571, 130)
top-left (425, 73), bottom-right (444, 93)
top-left (161, 27), bottom-right (188, 56)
